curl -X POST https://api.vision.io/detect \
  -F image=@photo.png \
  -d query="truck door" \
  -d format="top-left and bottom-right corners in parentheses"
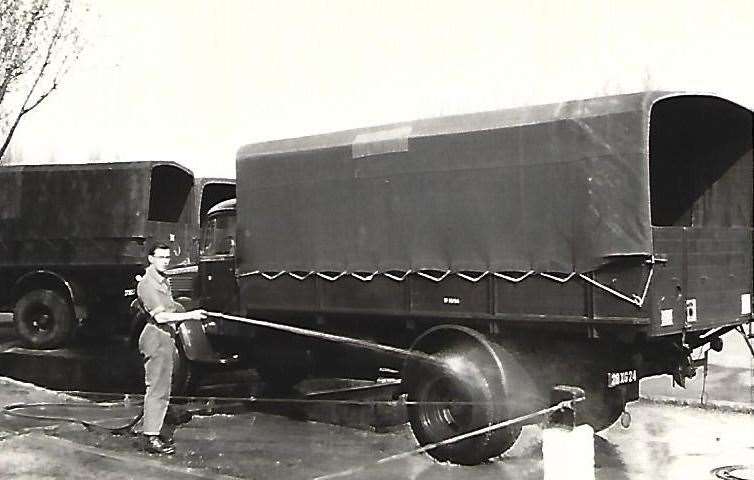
top-left (199, 210), bottom-right (238, 312)
top-left (192, 179), bottom-right (236, 261)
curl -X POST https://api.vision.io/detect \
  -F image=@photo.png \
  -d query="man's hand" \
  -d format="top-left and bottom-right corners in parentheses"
top-left (190, 309), bottom-right (208, 321)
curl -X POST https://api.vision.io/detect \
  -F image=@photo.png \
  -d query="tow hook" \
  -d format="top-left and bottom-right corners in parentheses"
top-left (710, 336), bottom-right (724, 352)
top-left (672, 356), bottom-right (697, 387)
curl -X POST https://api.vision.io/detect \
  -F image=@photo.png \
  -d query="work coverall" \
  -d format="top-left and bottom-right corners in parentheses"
top-left (137, 264), bottom-right (182, 436)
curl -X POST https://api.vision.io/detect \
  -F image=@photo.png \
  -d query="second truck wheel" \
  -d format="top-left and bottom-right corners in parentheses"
top-left (13, 289), bottom-right (75, 349)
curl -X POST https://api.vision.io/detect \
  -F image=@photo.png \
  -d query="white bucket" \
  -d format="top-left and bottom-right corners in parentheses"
top-left (543, 424), bottom-right (595, 480)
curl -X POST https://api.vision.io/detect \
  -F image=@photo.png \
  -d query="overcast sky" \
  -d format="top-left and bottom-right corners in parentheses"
top-left (8, 0), bottom-right (754, 178)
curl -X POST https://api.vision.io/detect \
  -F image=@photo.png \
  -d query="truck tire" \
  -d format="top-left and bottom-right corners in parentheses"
top-left (405, 344), bottom-right (522, 465)
top-left (14, 289), bottom-right (75, 349)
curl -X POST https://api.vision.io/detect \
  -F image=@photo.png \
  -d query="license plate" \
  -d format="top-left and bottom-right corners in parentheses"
top-left (607, 369), bottom-right (637, 388)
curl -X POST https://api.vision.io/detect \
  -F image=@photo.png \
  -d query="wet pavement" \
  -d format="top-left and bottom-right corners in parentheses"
top-left (599, 403), bottom-right (754, 480)
top-left (640, 330), bottom-right (754, 408)
top-left (1, 318), bottom-right (754, 479)
top-left (3, 377), bottom-right (754, 480)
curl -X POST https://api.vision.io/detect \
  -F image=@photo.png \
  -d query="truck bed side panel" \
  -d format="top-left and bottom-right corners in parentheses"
top-left (684, 227), bottom-right (751, 330)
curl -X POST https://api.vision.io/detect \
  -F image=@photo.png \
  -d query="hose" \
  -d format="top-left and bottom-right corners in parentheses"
top-left (3, 400), bottom-right (143, 434)
top-left (314, 394), bottom-right (585, 480)
top-left (205, 311), bottom-right (445, 368)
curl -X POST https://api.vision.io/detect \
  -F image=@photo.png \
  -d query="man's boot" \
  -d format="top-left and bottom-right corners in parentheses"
top-left (141, 434), bottom-right (175, 455)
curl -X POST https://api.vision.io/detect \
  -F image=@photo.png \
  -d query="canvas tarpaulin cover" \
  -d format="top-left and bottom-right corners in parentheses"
top-left (0, 162), bottom-right (154, 240)
top-left (0, 161), bottom-right (195, 266)
top-left (234, 91), bottom-right (748, 276)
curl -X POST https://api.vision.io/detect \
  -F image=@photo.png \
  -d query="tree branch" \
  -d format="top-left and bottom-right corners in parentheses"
top-left (0, 1), bottom-right (46, 106)
top-left (0, 0), bottom-right (78, 161)
top-left (21, 79), bottom-right (57, 114)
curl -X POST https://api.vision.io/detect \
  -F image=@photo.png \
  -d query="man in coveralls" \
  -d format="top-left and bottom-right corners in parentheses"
top-left (137, 243), bottom-right (207, 454)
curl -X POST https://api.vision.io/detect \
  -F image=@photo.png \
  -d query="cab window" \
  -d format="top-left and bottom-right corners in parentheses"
top-left (201, 213), bottom-right (236, 256)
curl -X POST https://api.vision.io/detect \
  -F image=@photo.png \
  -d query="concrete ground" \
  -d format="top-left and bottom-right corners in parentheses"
top-left (2, 375), bottom-right (754, 480)
top-left (1, 313), bottom-right (754, 479)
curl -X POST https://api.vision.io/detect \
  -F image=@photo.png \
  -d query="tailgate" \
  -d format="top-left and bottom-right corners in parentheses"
top-left (650, 226), bottom-right (752, 336)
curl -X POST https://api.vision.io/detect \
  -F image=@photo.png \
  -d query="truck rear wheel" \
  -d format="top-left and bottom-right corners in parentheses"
top-left (407, 347), bottom-right (522, 465)
top-left (404, 328), bottom-right (526, 465)
top-left (14, 289), bottom-right (75, 349)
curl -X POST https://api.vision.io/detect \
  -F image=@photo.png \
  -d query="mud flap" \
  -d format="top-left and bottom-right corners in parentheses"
top-left (177, 320), bottom-right (236, 364)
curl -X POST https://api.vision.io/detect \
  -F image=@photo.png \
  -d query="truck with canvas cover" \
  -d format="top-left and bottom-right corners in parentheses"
top-left (196, 92), bottom-right (753, 465)
top-left (0, 161), bottom-right (230, 349)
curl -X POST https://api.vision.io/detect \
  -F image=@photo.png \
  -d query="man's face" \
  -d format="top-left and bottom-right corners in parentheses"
top-left (148, 248), bottom-right (171, 273)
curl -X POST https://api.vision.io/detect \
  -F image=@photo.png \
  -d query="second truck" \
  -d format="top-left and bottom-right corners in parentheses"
top-left (0, 161), bottom-right (234, 349)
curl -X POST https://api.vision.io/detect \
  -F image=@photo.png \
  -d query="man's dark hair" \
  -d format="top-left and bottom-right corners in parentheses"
top-left (147, 243), bottom-right (171, 256)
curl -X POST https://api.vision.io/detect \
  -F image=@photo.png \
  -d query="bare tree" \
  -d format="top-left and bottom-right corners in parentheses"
top-left (0, 0), bottom-right (84, 164)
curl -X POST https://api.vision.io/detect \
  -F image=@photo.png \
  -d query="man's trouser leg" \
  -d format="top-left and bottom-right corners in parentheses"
top-left (139, 324), bottom-right (175, 435)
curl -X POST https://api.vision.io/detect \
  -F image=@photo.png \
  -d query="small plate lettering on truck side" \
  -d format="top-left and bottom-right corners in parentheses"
top-left (660, 309), bottom-right (673, 326)
top-left (685, 299), bottom-right (697, 323)
top-left (607, 369), bottom-right (637, 388)
top-left (742, 294), bottom-right (751, 315)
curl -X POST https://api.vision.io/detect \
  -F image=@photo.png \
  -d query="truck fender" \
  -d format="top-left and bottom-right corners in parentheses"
top-left (177, 320), bottom-right (236, 365)
top-left (403, 325), bottom-right (505, 389)
top-left (12, 270), bottom-right (86, 319)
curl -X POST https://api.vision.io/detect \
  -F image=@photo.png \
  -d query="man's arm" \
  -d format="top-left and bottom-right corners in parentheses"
top-left (138, 279), bottom-right (208, 324)
top-left (153, 309), bottom-right (207, 324)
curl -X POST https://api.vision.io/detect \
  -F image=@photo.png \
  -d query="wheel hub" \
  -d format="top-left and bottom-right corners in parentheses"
top-left (30, 311), bottom-right (52, 333)
top-left (424, 378), bottom-right (473, 432)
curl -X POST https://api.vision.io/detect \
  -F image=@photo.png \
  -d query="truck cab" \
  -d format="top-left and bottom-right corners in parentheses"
top-left (197, 199), bottom-right (239, 314)
top-left (165, 178), bottom-right (236, 299)
top-left (194, 199), bottom-right (255, 352)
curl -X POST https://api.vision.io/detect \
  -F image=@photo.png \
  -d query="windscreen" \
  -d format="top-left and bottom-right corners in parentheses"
top-left (200, 183), bottom-right (236, 224)
top-left (201, 213), bottom-right (236, 256)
